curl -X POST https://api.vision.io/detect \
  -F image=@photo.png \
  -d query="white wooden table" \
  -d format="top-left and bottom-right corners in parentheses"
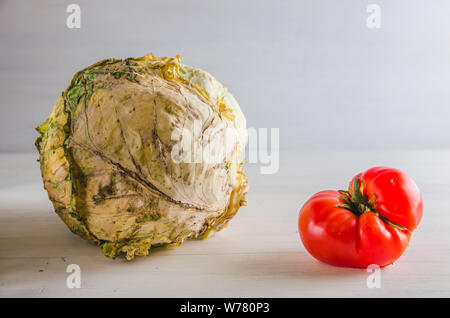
top-left (1, 150), bottom-right (449, 297)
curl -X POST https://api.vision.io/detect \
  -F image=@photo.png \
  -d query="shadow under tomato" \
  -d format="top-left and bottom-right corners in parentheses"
top-left (229, 250), bottom-right (376, 279)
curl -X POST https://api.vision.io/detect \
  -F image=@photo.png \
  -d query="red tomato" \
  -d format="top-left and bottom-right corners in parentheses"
top-left (298, 167), bottom-right (423, 268)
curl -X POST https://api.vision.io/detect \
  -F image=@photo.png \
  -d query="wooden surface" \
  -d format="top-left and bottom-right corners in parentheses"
top-left (1, 151), bottom-right (450, 297)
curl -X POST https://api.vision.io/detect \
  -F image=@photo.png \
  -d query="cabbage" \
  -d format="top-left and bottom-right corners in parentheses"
top-left (35, 54), bottom-right (248, 260)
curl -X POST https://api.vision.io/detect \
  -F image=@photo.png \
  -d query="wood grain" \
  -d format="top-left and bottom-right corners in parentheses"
top-left (1, 151), bottom-right (449, 297)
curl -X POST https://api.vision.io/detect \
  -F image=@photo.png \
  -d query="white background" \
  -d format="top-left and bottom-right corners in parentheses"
top-left (1, 0), bottom-right (450, 152)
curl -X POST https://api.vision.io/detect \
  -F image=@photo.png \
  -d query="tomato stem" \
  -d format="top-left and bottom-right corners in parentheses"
top-left (337, 178), bottom-right (372, 216)
top-left (337, 178), bottom-right (409, 232)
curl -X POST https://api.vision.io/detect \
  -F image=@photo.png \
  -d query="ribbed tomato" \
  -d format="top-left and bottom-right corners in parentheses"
top-left (298, 167), bottom-right (423, 268)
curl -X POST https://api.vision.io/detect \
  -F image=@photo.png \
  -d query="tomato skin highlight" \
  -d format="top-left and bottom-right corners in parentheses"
top-left (299, 167), bottom-right (422, 268)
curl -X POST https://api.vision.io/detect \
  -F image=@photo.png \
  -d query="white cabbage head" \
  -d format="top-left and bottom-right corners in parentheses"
top-left (36, 54), bottom-right (248, 259)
